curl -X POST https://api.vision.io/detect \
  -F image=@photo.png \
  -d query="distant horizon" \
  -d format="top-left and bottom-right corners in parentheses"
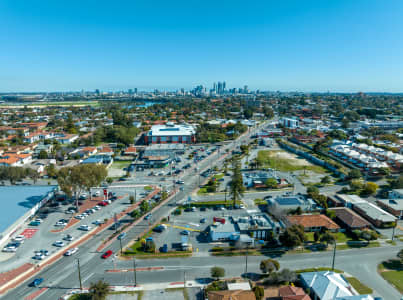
top-left (1, 1), bottom-right (403, 92)
top-left (1, 87), bottom-right (403, 95)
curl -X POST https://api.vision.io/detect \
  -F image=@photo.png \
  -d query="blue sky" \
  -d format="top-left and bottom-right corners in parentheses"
top-left (0, 0), bottom-right (402, 92)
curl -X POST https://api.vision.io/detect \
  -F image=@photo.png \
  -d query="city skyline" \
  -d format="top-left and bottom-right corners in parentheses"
top-left (1, 1), bottom-right (403, 92)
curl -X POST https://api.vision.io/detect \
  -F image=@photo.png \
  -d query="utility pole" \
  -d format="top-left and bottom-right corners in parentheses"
top-left (245, 246), bottom-right (248, 274)
top-left (391, 225), bottom-right (396, 241)
top-left (77, 258), bottom-right (82, 290)
top-left (184, 271), bottom-right (186, 288)
top-left (134, 189), bottom-right (137, 203)
top-left (119, 238), bottom-right (123, 255)
top-left (331, 240), bottom-right (336, 271)
top-left (133, 258), bottom-right (137, 286)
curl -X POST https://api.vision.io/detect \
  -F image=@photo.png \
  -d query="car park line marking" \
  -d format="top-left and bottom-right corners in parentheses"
top-left (164, 224), bottom-right (200, 232)
top-left (24, 287), bottom-right (48, 300)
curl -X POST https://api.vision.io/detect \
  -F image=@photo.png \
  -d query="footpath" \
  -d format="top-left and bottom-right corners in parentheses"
top-left (0, 186), bottom-right (160, 296)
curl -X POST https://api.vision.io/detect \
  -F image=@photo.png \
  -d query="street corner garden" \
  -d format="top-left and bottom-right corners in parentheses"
top-left (378, 249), bottom-right (403, 294)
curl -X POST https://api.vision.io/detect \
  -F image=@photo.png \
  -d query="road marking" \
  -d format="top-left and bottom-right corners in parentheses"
top-left (21, 228), bottom-right (39, 239)
top-left (24, 287), bottom-right (48, 300)
top-left (82, 272), bottom-right (94, 283)
top-left (165, 224), bottom-right (200, 232)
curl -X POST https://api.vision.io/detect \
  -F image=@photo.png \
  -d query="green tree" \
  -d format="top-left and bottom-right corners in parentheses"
top-left (106, 177), bottom-right (113, 185)
top-left (88, 280), bottom-right (110, 300)
top-left (38, 150), bottom-right (48, 159)
top-left (140, 200), bottom-right (150, 213)
top-left (321, 176), bottom-right (331, 184)
top-left (253, 286), bottom-right (265, 300)
top-left (210, 266), bottom-right (225, 280)
top-left (319, 232), bottom-right (335, 246)
top-left (229, 157), bottom-right (245, 208)
top-left (362, 182), bottom-right (378, 196)
top-left (314, 231), bottom-right (320, 243)
top-left (279, 225), bottom-right (306, 248)
top-left (260, 259), bottom-right (280, 274)
top-left (348, 169), bottom-right (362, 179)
top-left (265, 178), bottom-right (278, 188)
top-left (45, 164), bottom-right (57, 178)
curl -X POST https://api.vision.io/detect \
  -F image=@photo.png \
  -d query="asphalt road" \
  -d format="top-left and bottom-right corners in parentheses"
top-left (2, 123), bottom-right (267, 300)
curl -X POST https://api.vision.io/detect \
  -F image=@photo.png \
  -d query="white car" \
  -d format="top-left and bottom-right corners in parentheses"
top-left (55, 221), bottom-right (67, 227)
top-left (64, 247), bottom-right (78, 256)
top-left (2, 247), bottom-right (16, 253)
top-left (92, 220), bottom-right (103, 225)
top-left (78, 225), bottom-right (91, 231)
top-left (34, 219), bottom-right (43, 223)
top-left (93, 206), bottom-right (101, 210)
top-left (33, 253), bottom-right (45, 260)
top-left (12, 235), bottom-right (25, 242)
top-left (53, 241), bottom-right (65, 247)
top-left (93, 191), bottom-right (101, 197)
top-left (81, 213), bottom-right (88, 217)
top-left (74, 215), bottom-right (85, 220)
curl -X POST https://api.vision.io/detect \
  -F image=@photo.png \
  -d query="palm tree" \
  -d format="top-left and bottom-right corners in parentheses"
top-left (229, 157), bottom-right (245, 208)
top-left (89, 280), bottom-right (110, 300)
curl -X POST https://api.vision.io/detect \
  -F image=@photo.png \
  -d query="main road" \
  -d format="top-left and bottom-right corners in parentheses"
top-left (1, 122), bottom-right (266, 299)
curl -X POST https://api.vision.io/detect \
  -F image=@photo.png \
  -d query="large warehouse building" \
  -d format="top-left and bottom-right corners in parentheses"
top-left (144, 123), bottom-right (196, 145)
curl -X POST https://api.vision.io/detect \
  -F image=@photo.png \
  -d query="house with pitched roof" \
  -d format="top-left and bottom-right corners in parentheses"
top-left (331, 207), bottom-right (371, 230)
top-left (286, 214), bottom-right (340, 232)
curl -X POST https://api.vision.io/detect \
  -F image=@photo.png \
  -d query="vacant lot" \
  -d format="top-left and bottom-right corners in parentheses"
top-left (257, 150), bottom-right (326, 173)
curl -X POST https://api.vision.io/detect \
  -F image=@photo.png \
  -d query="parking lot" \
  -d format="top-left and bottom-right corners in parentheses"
top-left (147, 205), bottom-right (250, 253)
top-left (0, 186), bottom-right (149, 269)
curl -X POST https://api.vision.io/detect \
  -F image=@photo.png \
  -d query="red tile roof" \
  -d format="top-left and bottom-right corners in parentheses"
top-left (287, 214), bottom-right (339, 230)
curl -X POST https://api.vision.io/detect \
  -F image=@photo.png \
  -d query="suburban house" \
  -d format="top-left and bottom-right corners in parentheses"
top-left (97, 146), bottom-right (114, 156)
top-left (299, 271), bottom-right (374, 300)
top-left (352, 202), bottom-right (396, 228)
top-left (331, 207), bottom-right (371, 230)
top-left (278, 285), bottom-right (311, 300)
top-left (123, 146), bottom-right (137, 156)
top-left (54, 133), bottom-right (79, 144)
top-left (0, 153), bottom-right (32, 167)
top-left (286, 214), bottom-right (340, 232)
top-left (207, 290), bottom-right (255, 300)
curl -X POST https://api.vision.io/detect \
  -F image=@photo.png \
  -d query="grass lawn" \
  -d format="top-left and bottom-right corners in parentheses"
top-left (378, 260), bottom-right (403, 293)
top-left (380, 270), bottom-right (403, 293)
top-left (144, 186), bottom-right (153, 191)
top-left (336, 241), bottom-right (380, 250)
top-left (257, 150), bottom-right (326, 173)
top-left (295, 267), bottom-right (343, 274)
top-left (112, 161), bottom-right (131, 169)
top-left (254, 198), bottom-right (267, 205)
top-left (213, 173), bottom-right (225, 180)
top-left (346, 277), bottom-right (373, 294)
top-left (197, 187), bottom-right (208, 195)
top-left (305, 232), bottom-right (350, 243)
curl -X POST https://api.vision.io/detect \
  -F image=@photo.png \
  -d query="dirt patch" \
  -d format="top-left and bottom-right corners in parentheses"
top-left (271, 151), bottom-right (312, 166)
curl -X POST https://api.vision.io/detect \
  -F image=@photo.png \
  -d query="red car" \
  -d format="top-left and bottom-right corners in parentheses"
top-left (98, 201), bottom-right (108, 206)
top-left (101, 250), bottom-right (113, 259)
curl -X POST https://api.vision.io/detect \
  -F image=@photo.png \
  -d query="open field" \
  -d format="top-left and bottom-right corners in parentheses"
top-left (257, 150), bottom-right (326, 173)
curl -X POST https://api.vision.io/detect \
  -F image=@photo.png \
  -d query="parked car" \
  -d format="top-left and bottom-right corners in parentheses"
top-left (55, 221), bottom-right (68, 226)
top-left (79, 193), bottom-right (87, 200)
top-left (12, 235), bottom-right (25, 243)
top-left (144, 214), bottom-right (152, 220)
top-left (29, 278), bottom-right (43, 287)
top-left (79, 225), bottom-right (91, 231)
top-left (29, 221), bottom-right (41, 226)
top-left (92, 220), bottom-right (103, 225)
top-left (53, 241), bottom-right (65, 247)
top-left (200, 218), bottom-right (206, 223)
top-left (64, 247), bottom-right (79, 256)
top-left (39, 249), bottom-right (49, 256)
top-left (33, 253), bottom-right (45, 260)
top-left (63, 235), bottom-right (74, 241)
top-left (180, 230), bottom-right (190, 235)
top-left (74, 215), bottom-right (85, 220)
top-left (101, 250), bottom-right (113, 259)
